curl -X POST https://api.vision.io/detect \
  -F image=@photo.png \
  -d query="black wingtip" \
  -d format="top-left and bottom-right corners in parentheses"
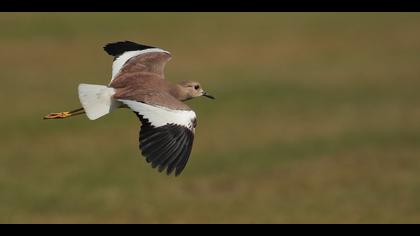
top-left (103, 41), bottom-right (156, 57)
top-left (136, 114), bottom-right (194, 177)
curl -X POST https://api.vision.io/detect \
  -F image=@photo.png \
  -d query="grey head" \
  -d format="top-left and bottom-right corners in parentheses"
top-left (176, 80), bottom-right (215, 101)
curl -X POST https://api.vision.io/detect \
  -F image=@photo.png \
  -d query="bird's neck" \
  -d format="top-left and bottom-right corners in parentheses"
top-left (169, 84), bottom-right (191, 101)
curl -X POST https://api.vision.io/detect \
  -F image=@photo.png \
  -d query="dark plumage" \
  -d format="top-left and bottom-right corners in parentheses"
top-left (137, 113), bottom-right (194, 176)
top-left (103, 41), bottom-right (155, 59)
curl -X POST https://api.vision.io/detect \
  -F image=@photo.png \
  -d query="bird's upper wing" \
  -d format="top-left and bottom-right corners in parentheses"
top-left (118, 99), bottom-right (196, 176)
top-left (103, 41), bottom-right (172, 84)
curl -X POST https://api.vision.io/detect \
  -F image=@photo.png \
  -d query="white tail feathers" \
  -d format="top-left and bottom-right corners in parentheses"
top-left (78, 84), bottom-right (119, 120)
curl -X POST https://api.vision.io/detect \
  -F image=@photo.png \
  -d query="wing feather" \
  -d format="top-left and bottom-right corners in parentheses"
top-left (104, 41), bottom-right (171, 83)
top-left (119, 99), bottom-right (196, 176)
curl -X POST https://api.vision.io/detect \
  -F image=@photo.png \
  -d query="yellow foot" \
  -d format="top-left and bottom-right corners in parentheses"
top-left (43, 112), bottom-right (71, 119)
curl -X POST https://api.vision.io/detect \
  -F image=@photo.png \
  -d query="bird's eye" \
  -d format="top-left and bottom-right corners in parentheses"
top-left (194, 85), bottom-right (200, 90)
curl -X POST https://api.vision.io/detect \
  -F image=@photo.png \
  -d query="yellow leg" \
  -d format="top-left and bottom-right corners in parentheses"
top-left (43, 108), bottom-right (85, 120)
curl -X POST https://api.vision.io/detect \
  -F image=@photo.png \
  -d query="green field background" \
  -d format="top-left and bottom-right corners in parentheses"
top-left (1, 13), bottom-right (420, 223)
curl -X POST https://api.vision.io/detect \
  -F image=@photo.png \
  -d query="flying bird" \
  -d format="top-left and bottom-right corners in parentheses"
top-left (44, 41), bottom-right (215, 176)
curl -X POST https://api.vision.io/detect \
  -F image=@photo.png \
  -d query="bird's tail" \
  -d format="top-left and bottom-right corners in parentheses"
top-left (77, 84), bottom-right (119, 120)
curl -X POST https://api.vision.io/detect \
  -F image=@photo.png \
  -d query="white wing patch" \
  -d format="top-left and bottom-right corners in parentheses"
top-left (119, 99), bottom-right (196, 129)
top-left (110, 48), bottom-right (170, 83)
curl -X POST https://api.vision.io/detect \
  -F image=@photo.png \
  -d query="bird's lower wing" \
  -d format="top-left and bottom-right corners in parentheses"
top-left (118, 99), bottom-right (196, 176)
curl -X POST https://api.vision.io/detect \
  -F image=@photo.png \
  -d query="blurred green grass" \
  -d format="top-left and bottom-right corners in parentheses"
top-left (1, 13), bottom-right (420, 223)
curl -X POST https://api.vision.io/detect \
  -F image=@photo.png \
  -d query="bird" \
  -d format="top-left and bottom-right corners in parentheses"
top-left (44, 41), bottom-right (215, 176)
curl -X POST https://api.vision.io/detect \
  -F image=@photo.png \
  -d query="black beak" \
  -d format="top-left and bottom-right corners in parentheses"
top-left (202, 92), bottom-right (215, 99)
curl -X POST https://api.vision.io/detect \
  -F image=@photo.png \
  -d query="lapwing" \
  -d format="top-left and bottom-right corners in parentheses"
top-left (44, 41), bottom-right (215, 176)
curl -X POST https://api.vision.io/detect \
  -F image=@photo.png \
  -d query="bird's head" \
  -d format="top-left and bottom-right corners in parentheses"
top-left (178, 80), bottom-right (215, 101)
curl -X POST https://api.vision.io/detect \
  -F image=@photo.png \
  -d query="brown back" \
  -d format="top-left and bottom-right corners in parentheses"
top-left (110, 52), bottom-right (191, 110)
